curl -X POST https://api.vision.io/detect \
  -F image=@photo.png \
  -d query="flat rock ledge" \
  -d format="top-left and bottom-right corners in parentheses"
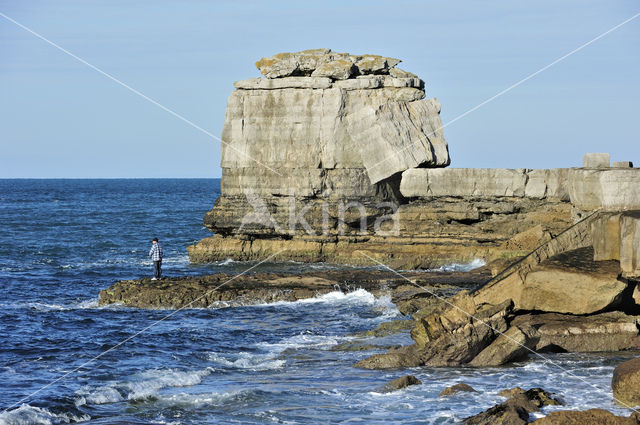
top-left (98, 269), bottom-right (488, 309)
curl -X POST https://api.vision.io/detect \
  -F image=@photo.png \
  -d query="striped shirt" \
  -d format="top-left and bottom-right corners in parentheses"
top-left (149, 243), bottom-right (163, 261)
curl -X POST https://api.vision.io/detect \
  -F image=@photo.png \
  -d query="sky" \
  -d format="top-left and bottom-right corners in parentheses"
top-left (0, 1), bottom-right (638, 178)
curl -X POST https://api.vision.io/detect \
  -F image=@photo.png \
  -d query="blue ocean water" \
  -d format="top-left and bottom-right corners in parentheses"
top-left (0, 179), bottom-right (635, 424)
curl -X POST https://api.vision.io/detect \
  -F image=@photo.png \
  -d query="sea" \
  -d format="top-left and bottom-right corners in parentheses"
top-left (0, 179), bottom-right (635, 424)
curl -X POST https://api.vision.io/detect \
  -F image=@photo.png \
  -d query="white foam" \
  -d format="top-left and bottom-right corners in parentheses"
top-left (256, 289), bottom-right (395, 311)
top-left (214, 258), bottom-right (235, 266)
top-left (429, 258), bottom-right (486, 272)
top-left (0, 404), bottom-right (90, 425)
top-left (74, 367), bottom-right (212, 406)
top-left (1, 299), bottom-right (100, 312)
top-left (256, 332), bottom-right (354, 354)
top-left (206, 351), bottom-right (285, 371)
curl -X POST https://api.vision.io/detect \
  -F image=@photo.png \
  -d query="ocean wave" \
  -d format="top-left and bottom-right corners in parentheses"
top-left (0, 404), bottom-right (90, 425)
top-left (213, 258), bottom-right (236, 266)
top-left (206, 351), bottom-right (285, 371)
top-left (256, 332), bottom-right (355, 354)
top-left (0, 299), bottom-right (99, 312)
top-left (254, 288), bottom-right (395, 311)
top-left (74, 367), bottom-right (212, 406)
top-left (428, 258), bottom-right (486, 272)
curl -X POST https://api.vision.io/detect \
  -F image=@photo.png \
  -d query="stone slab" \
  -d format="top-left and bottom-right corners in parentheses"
top-left (583, 153), bottom-right (610, 168)
top-left (568, 169), bottom-right (640, 210)
top-left (234, 77), bottom-right (332, 89)
top-left (400, 168), bottom-right (528, 198)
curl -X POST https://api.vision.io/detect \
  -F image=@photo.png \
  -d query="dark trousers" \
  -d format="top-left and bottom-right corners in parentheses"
top-left (153, 260), bottom-right (162, 279)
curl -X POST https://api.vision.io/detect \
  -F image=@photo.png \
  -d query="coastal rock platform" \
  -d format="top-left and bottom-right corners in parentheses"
top-left (98, 268), bottom-right (489, 309)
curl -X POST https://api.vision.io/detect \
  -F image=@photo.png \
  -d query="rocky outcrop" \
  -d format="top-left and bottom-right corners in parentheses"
top-left (612, 358), bottom-right (640, 407)
top-left (355, 245), bottom-right (640, 369)
top-left (97, 268), bottom-right (489, 309)
top-left (464, 388), bottom-right (561, 425)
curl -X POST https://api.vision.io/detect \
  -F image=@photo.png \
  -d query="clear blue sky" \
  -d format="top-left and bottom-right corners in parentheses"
top-left (1, 1), bottom-right (638, 178)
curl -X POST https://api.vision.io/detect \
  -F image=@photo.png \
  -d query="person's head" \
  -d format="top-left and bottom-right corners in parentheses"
top-left (152, 237), bottom-right (158, 243)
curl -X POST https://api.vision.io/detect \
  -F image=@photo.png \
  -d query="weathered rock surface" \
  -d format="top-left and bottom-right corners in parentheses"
top-left (469, 325), bottom-right (539, 366)
top-left (190, 196), bottom-right (574, 270)
top-left (511, 312), bottom-right (640, 353)
top-left (381, 375), bottom-right (422, 392)
top-left (612, 358), bottom-right (640, 407)
top-left (464, 388), bottom-right (561, 425)
top-left (518, 248), bottom-right (626, 315)
top-left (255, 49), bottom-right (401, 79)
top-left (621, 212), bottom-right (640, 277)
top-left (439, 383), bottom-right (478, 397)
top-left (98, 268), bottom-right (487, 309)
top-left (356, 244), bottom-right (640, 369)
top-left (568, 168), bottom-right (640, 211)
top-left (531, 409), bottom-right (640, 424)
top-left (583, 152), bottom-right (611, 168)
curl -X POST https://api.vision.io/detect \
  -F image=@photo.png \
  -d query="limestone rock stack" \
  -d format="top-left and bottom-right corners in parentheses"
top-left (188, 50), bottom-right (640, 269)
top-left (189, 49), bottom-right (453, 265)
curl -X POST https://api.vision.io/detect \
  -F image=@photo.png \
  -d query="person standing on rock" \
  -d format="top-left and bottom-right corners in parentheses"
top-left (149, 237), bottom-right (163, 280)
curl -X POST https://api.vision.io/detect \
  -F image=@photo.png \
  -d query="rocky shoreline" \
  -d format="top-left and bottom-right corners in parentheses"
top-left (99, 50), bottom-right (640, 422)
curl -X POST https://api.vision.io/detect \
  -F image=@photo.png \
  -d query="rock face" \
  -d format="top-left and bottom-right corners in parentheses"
top-left (189, 49), bottom-right (465, 267)
top-left (612, 358), bottom-right (640, 407)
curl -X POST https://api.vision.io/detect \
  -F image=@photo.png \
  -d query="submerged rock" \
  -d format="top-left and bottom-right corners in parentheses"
top-left (439, 383), bottom-right (478, 397)
top-left (381, 375), bottom-right (422, 392)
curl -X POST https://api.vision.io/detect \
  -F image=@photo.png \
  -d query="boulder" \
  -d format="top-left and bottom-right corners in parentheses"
top-left (354, 54), bottom-right (401, 74)
top-left (612, 358), bottom-right (640, 407)
top-left (531, 409), bottom-right (640, 424)
top-left (439, 383), bottom-right (478, 397)
top-left (469, 325), bottom-right (539, 366)
top-left (381, 375), bottom-right (422, 392)
top-left (583, 152), bottom-right (611, 168)
top-left (347, 98), bottom-right (449, 184)
top-left (464, 388), bottom-right (561, 425)
top-left (518, 248), bottom-right (627, 315)
top-left (311, 59), bottom-right (356, 80)
top-left (506, 225), bottom-right (550, 252)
